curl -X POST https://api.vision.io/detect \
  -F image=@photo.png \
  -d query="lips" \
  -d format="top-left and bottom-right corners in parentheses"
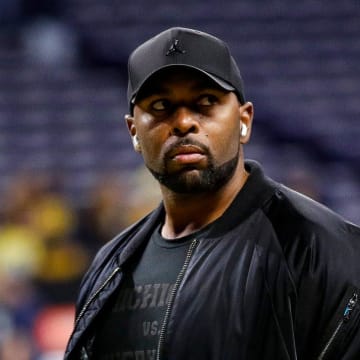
top-left (168, 145), bottom-right (205, 158)
top-left (168, 145), bottom-right (206, 164)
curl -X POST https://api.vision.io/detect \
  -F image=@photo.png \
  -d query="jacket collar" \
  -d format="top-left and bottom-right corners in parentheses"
top-left (207, 160), bottom-right (277, 238)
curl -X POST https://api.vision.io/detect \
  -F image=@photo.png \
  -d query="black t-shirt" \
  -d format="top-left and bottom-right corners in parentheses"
top-left (92, 224), bottom-right (208, 360)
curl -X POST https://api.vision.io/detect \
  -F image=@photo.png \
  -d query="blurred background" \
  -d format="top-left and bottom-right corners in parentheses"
top-left (0, 0), bottom-right (359, 358)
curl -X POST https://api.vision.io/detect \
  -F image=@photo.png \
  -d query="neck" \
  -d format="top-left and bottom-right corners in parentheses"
top-left (160, 161), bottom-right (248, 239)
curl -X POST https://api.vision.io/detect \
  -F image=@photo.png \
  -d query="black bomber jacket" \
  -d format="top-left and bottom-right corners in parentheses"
top-left (65, 160), bottom-right (360, 360)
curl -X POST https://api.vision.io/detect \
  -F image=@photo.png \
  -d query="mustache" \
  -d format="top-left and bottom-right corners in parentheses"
top-left (164, 138), bottom-right (209, 158)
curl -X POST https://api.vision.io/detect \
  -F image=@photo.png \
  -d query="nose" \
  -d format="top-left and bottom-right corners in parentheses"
top-left (170, 106), bottom-right (199, 136)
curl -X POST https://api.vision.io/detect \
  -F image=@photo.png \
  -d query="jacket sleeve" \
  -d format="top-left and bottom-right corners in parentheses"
top-left (268, 187), bottom-right (360, 359)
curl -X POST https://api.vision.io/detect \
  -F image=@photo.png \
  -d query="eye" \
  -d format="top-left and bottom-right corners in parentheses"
top-left (150, 99), bottom-right (170, 111)
top-left (197, 95), bottom-right (218, 107)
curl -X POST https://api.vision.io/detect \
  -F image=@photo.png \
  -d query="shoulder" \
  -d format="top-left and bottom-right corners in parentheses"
top-left (91, 211), bottom-right (153, 265)
top-left (265, 183), bottom-right (359, 242)
top-left (244, 160), bottom-right (360, 262)
top-left (263, 182), bottom-right (360, 286)
top-left (75, 204), bottom-right (164, 311)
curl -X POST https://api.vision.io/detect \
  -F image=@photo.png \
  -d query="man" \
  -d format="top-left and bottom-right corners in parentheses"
top-left (65, 27), bottom-right (360, 360)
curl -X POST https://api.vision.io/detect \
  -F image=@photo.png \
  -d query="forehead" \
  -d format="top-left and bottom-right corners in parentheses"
top-left (135, 67), bottom-right (227, 101)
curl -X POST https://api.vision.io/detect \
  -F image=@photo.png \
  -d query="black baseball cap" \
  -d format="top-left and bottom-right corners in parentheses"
top-left (127, 27), bottom-right (245, 112)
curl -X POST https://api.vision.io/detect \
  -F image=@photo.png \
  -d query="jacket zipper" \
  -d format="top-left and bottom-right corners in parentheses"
top-left (317, 291), bottom-right (359, 360)
top-left (156, 238), bottom-right (199, 360)
top-left (75, 266), bottom-right (121, 327)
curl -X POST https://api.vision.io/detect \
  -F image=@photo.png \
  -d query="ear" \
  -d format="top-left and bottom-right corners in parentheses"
top-left (238, 102), bottom-right (254, 144)
top-left (125, 114), bottom-right (142, 153)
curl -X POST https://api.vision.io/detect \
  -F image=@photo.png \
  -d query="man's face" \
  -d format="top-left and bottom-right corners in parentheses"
top-left (127, 67), bottom-right (251, 194)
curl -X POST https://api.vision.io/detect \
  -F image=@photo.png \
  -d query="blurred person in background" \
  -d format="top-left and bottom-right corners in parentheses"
top-left (0, 172), bottom-right (89, 358)
top-left (0, 330), bottom-right (35, 360)
top-left (0, 172), bottom-right (89, 304)
top-left (65, 27), bottom-right (360, 359)
top-left (76, 174), bottom-right (131, 255)
top-left (0, 174), bottom-right (47, 350)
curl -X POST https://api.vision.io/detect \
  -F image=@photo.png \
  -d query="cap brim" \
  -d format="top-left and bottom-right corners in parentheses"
top-left (131, 64), bottom-right (235, 105)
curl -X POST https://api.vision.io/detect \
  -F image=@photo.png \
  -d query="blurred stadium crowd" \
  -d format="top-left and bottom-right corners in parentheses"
top-left (0, 0), bottom-right (359, 358)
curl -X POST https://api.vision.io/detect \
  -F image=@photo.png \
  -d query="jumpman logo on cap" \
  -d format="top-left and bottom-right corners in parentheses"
top-left (166, 39), bottom-right (186, 56)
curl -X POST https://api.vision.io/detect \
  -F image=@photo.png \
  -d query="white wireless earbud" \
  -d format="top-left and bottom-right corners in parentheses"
top-left (241, 124), bottom-right (248, 137)
top-left (133, 136), bottom-right (141, 152)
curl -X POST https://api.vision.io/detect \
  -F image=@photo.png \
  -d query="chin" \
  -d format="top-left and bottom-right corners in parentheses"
top-left (162, 170), bottom-right (223, 194)
top-left (148, 153), bottom-right (240, 194)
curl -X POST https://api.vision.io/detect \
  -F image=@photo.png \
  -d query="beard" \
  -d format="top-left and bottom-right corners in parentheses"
top-left (147, 149), bottom-right (240, 194)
